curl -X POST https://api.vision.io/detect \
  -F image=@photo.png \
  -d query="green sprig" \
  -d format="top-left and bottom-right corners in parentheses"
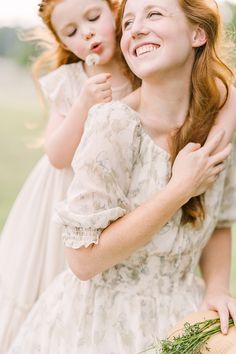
top-left (138, 318), bottom-right (234, 354)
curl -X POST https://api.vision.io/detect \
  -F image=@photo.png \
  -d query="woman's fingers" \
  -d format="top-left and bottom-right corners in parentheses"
top-left (228, 300), bottom-right (236, 326)
top-left (209, 143), bottom-right (232, 166)
top-left (182, 142), bottom-right (201, 153)
top-left (210, 163), bottom-right (226, 177)
top-left (218, 306), bottom-right (229, 334)
top-left (202, 130), bottom-right (225, 155)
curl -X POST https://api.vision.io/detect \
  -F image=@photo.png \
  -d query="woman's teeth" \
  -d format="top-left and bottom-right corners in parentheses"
top-left (136, 44), bottom-right (160, 57)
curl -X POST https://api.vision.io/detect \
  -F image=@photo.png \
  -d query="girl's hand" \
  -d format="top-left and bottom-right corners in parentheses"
top-left (200, 289), bottom-right (236, 334)
top-left (80, 73), bottom-right (112, 110)
top-left (170, 131), bottom-right (232, 200)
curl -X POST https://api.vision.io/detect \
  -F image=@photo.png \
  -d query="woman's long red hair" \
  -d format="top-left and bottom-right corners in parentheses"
top-left (117, 0), bottom-right (235, 225)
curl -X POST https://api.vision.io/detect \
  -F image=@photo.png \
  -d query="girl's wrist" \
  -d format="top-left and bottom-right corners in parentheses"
top-left (78, 88), bottom-right (95, 112)
top-left (72, 97), bottom-right (92, 118)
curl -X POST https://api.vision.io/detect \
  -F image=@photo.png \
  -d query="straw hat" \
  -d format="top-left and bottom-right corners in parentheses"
top-left (168, 311), bottom-right (236, 354)
top-left (227, 344), bottom-right (236, 354)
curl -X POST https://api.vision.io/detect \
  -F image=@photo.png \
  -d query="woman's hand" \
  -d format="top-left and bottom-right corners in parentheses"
top-left (170, 131), bottom-right (232, 200)
top-left (80, 73), bottom-right (112, 110)
top-left (200, 289), bottom-right (236, 334)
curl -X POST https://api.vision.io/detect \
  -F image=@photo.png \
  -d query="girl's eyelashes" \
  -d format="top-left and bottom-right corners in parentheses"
top-left (68, 28), bottom-right (77, 37)
top-left (65, 13), bottom-right (101, 37)
top-left (88, 14), bottom-right (100, 22)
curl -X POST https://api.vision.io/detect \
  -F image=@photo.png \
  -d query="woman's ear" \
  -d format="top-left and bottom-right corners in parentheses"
top-left (192, 26), bottom-right (207, 48)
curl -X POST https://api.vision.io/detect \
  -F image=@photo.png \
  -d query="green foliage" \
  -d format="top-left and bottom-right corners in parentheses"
top-left (0, 105), bottom-right (43, 228)
top-left (140, 318), bottom-right (234, 354)
top-left (228, 3), bottom-right (236, 31)
top-left (0, 2), bottom-right (235, 67)
top-left (0, 27), bottom-right (40, 66)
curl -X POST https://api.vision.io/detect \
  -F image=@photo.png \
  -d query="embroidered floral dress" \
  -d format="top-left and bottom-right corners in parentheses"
top-left (8, 101), bottom-right (236, 354)
top-left (0, 65), bottom-right (132, 354)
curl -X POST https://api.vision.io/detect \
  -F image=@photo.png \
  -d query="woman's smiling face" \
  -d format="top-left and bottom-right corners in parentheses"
top-left (120, 0), bottom-right (198, 80)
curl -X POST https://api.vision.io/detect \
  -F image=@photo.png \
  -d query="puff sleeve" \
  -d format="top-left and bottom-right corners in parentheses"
top-left (39, 65), bottom-right (72, 117)
top-left (216, 134), bottom-right (236, 228)
top-left (55, 102), bottom-right (141, 248)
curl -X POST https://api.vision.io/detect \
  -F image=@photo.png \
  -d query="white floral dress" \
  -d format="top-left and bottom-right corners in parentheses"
top-left (8, 101), bottom-right (236, 354)
top-left (0, 65), bottom-right (132, 354)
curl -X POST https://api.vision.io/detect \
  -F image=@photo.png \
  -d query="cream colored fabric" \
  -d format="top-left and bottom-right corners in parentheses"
top-left (40, 61), bottom-right (132, 116)
top-left (7, 102), bottom-right (236, 354)
top-left (0, 66), bottom-right (132, 354)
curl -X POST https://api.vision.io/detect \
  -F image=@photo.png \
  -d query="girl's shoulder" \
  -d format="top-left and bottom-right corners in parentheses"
top-left (59, 61), bottom-right (86, 82)
top-left (39, 61), bottom-right (86, 108)
top-left (39, 61), bottom-right (84, 88)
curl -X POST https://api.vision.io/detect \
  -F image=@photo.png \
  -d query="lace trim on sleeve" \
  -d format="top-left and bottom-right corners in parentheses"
top-left (62, 225), bottom-right (102, 249)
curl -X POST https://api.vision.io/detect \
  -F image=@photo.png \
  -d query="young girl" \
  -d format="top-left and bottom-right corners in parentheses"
top-left (0, 0), bottom-right (137, 352)
top-left (7, 0), bottom-right (236, 353)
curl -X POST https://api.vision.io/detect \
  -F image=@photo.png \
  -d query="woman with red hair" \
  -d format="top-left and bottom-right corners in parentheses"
top-left (7, 0), bottom-right (236, 353)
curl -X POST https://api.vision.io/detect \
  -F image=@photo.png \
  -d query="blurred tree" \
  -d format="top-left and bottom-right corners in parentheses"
top-left (0, 27), bottom-right (39, 66)
top-left (0, 2), bottom-right (235, 67)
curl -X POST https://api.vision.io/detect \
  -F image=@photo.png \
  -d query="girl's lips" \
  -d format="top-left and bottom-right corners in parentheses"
top-left (91, 43), bottom-right (103, 55)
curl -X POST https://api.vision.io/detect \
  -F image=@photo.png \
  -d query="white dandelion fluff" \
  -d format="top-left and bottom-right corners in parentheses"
top-left (85, 53), bottom-right (100, 66)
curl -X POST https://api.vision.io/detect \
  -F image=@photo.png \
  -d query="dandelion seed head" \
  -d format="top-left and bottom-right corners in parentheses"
top-left (85, 53), bottom-right (100, 66)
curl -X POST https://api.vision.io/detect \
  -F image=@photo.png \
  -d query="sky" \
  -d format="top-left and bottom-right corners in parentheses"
top-left (0, 0), bottom-right (236, 27)
top-left (0, 0), bottom-right (40, 27)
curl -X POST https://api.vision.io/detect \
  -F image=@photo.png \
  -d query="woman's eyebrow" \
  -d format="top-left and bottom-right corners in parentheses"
top-left (123, 11), bottom-right (134, 21)
top-left (123, 4), bottom-right (167, 20)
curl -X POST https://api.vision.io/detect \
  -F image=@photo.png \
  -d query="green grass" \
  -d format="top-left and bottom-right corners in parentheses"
top-left (0, 103), bottom-right (43, 227)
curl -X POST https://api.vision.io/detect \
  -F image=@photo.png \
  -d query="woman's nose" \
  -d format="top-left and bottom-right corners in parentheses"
top-left (131, 22), bottom-right (149, 39)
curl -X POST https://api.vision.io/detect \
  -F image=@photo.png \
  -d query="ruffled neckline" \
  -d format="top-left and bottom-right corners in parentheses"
top-left (113, 101), bottom-right (172, 162)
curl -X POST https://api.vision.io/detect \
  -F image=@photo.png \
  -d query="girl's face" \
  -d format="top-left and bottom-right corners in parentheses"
top-left (51, 0), bottom-right (116, 64)
top-left (120, 0), bottom-right (200, 80)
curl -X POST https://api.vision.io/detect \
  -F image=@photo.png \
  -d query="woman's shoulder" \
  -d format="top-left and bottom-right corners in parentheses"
top-left (88, 101), bottom-right (140, 127)
top-left (72, 101), bottom-right (142, 171)
top-left (81, 101), bottom-right (142, 153)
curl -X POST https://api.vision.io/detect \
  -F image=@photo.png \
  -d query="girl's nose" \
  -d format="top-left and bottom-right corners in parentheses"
top-left (83, 30), bottom-right (95, 40)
